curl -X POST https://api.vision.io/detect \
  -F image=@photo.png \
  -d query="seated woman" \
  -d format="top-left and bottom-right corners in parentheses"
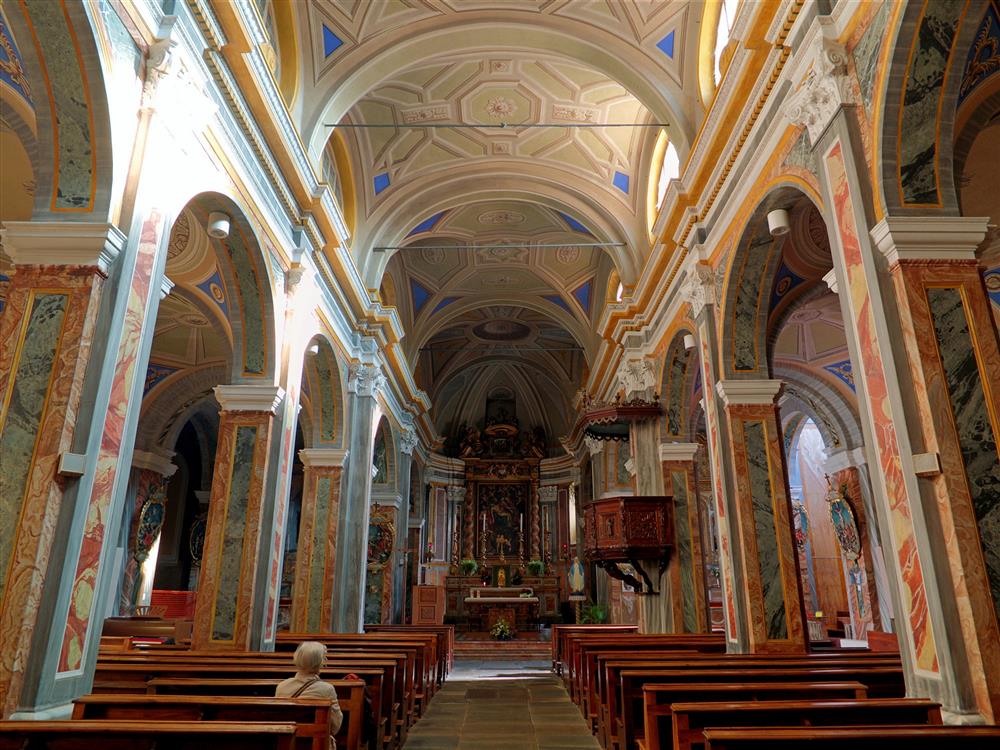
top-left (276, 641), bottom-right (344, 749)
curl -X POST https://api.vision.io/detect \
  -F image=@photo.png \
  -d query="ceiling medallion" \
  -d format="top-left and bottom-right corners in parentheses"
top-left (477, 245), bottom-right (528, 264)
top-left (486, 95), bottom-right (517, 119)
top-left (556, 246), bottom-right (580, 264)
top-left (421, 247), bottom-right (446, 264)
top-left (478, 210), bottom-right (525, 225)
top-left (473, 319), bottom-right (532, 341)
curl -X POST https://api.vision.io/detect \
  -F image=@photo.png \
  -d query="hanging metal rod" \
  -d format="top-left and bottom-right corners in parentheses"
top-left (420, 345), bottom-right (583, 352)
top-left (326, 122), bottom-right (669, 129)
top-left (374, 241), bottom-right (625, 253)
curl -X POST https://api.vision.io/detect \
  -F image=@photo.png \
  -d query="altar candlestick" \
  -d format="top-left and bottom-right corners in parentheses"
top-left (519, 513), bottom-right (523, 532)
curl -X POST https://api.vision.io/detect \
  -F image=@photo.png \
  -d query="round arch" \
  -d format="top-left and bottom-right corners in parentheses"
top-left (660, 328), bottom-right (699, 441)
top-left (301, 334), bottom-right (347, 450)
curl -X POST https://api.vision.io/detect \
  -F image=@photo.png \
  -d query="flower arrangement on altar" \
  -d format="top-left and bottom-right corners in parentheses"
top-left (526, 559), bottom-right (545, 576)
top-left (460, 559), bottom-right (478, 576)
top-left (490, 618), bottom-right (514, 641)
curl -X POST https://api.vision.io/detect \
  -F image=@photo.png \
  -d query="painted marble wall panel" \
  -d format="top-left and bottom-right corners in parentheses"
top-left (898, 0), bottom-right (962, 205)
top-left (664, 344), bottom-right (689, 437)
top-left (224, 228), bottom-right (267, 376)
top-left (731, 236), bottom-right (775, 372)
top-left (21, 0), bottom-right (96, 210)
top-left (212, 425), bottom-right (258, 641)
top-left (743, 420), bottom-right (788, 640)
top-left (307, 475), bottom-right (332, 631)
top-left (670, 469), bottom-right (698, 632)
top-left (0, 293), bottom-right (66, 598)
top-left (927, 287), bottom-right (1000, 619)
top-left (60, 213), bottom-right (161, 672)
top-left (852, 1), bottom-right (891, 112)
top-left (825, 142), bottom-right (938, 672)
top-left (314, 354), bottom-right (338, 443)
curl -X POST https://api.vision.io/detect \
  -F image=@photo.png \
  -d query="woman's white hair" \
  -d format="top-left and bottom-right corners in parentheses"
top-left (294, 641), bottom-right (327, 673)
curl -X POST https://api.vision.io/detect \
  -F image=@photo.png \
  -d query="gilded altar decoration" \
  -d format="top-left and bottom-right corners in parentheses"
top-left (364, 505), bottom-right (396, 624)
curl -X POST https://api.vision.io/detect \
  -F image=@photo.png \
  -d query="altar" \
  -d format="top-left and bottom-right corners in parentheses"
top-left (464, 587), bottom-right (540, 631)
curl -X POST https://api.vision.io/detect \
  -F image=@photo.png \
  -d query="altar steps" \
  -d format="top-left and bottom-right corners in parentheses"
top-left (454, 633), bottom-right (551, 660)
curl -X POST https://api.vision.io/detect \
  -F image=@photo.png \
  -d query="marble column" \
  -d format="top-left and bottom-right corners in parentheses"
top-left (331, 362), bottom-right (384, 632)
top-left (392, 428), bottom-right (418, 623)
top-left (0, 222), bottom-right (124, 718)
top-left (659, 443), bottom-right (710, 633)
top-left (717, 379), bottom-right (807, 654)
top-left (538, 485), bottom-right (558, 566)
top-left (291, 448), bottom-right (347, 633)
top-left (447, 486), bottom-right (466, 571)
top-left (871, 216), bottom-right (1000, 722)
top-left (192, 385), bottom-right (283, 650)
top-left (682, 262), bottom-right (749, 651)
top-left (119, 450), bottom-right (177, 613)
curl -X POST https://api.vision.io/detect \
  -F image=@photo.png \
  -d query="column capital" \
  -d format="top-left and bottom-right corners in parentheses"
top-left (214, 384), bottom-right (284, 413)
top-left (716, 379), bottom-right (783, 406)
top-left (131, 449), bottom-right (178, 477)
top-left (538, 485), bottom-right (559, 504)
top-left (347, 361), bottom-right (385, 398)
top-left (681, 262), bottom-right (715, 319)
top-left (871, 216), bottom-right (990, 266)
top-left (583, 435), bottom-right (604, 456)
top-left (617, 356), bottom-right (657, 399)
top-left (446, 485), bottom-right (466, 503)
top-left (783, 16), bottom-right (855, 144)
top-left (299, 447), bottom-right (349, 468)
top-left (399, 427), bottom-right (419, 456)
top-left (822, 268), bottom-right (838, 294)
top-left (659, 442), bottom-right (699, 462)
top-left (1, 221), bottom-right (126, 276)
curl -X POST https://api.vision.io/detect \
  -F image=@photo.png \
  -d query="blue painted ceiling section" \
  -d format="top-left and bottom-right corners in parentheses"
top-left (558, 211), bottom-right (593, 235)
top-left (0, 9), bottom-right (33, 108)
top-left (407, 211), bottom-right (447, 236)
top-left (823, 359), bottom-right (856, 393)
top-left (657, 31), bottom-right (675, 59)
top-left (958, 0), bottom-right (1000, 106)
top-left (195, 270), bottom-right (230, 321)
top-left (572, 279), bottom-right (592, 314)
top-left (983, 267), bottom-right (1000, 307)
top-left (768, 261), bottom-right (807, 314)
top-left (432, 295), bottom-right (460, 314)
top-left (410, 277), bottom-right (432, 314)
top-left (613, 171), bottom-right (630, 194)
top-left (543, 294), bottom-right (573, 314)
top-left (143, 363), bottom-right (180, 397)
top-left (322, 25), bottom-right (344, 57)
top-left (373, 172), bottom-right (390, 195)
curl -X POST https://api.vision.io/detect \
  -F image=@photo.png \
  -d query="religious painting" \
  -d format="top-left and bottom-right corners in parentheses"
top-left (477, 482), bottom-right (528, 559)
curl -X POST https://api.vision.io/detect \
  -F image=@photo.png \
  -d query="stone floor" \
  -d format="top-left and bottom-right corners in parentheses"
top-left (401, 659), bottom-right (601, 750)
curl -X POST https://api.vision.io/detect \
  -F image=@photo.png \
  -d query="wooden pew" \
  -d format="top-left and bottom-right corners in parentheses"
top-left (613, 665), bottom-right (905, 750)
top-left (552, 625), bottom-right (639, 674)
top-left (0, 720), bottom-right (298, 750)
top-left (73, 686), bottom-right (366, 750)
top-left (102, 616), bottom-right (193, 644)
top-left (92, 662), bottom-right (392, 750)
top-left (639, 682), bottom-right (868, 750)
top-left (366, 625), bottom-right (454, 686)
top-left (701, 725), bottom-right (1000, 749)
top-left (668, 698), bottom-right (941, 750)
top-left (596, 653), bottom-right (901, 747)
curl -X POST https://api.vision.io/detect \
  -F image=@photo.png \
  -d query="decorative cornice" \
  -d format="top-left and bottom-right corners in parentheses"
top-left (131, 449), bottom-right (178, 477)
top-left (214, 384), bottom-right (284, 413)
top-left (659, 442), bottom-right (699, 463)
top-left (870, 216), bottom-right (990, 266)
top-left (347, 362), bottom-right (386, 398)
top-left (784, 17), bottom-right (855, 144)
top-left (160, 275), bottom-right (175, 300)
top-left (715, 379), bottom-right (784, 406)
top-left (1, 222), bottom-right (126, 276)
top-left (299, 447), bottom-right (349, 468)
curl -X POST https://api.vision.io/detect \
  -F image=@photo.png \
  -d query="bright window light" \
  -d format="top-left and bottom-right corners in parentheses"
top-left (656, 142), bottom-right (680, 209)
top-left (714, 0), bottom-right (740, 85)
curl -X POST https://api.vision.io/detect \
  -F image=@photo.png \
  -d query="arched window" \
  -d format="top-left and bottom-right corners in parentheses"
top-left (615, 282), bottom-right (624, 302)
top-left (656, 141), bottom-right (680, 209)
top-left (714, 0), bottom-right (740, 85)
top-left (647, 130), bottom-right (681, 230)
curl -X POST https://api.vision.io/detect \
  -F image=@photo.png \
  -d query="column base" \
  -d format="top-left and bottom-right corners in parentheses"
top-left (10, 702), bottom-right (74, 720)
top-left (942, 709), bottom-right (989, 726)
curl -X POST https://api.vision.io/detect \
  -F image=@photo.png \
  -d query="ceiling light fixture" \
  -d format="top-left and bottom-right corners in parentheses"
top-left (374, 241), bottom-right (625, 253)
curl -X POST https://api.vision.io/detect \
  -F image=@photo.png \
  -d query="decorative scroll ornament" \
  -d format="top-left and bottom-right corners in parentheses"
top-left (681, 262), bottom-right (715, 319)
top-left (784, 29), bottom-right (855, 144)
top-left (348, 362), bottom-right (385, 398)
top-left (826, 476), bottom-right (861, 560)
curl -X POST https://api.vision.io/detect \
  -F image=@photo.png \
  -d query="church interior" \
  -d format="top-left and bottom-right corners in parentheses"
top-left (1, 0), bottom-right (1000, 746)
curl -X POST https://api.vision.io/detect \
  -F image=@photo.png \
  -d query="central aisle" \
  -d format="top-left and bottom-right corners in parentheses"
top-left (402, 659), bottom-right (601, 750)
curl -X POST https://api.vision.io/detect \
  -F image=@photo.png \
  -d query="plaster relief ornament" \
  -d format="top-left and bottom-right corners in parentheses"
top-left (478, 210), bottom-right (525, 225)
top-left (486, 95), bottom-right (517, 119)
top-left (681, 262), bottom-right (716, 319)
top-left (421, 247), bottom-right (446, 264)
top-left (784, 29), bottom-right (855, 144)
top-left (556, 246), bottom-right (580, 264)
top-left (348, 362), bottom-right (386, 398)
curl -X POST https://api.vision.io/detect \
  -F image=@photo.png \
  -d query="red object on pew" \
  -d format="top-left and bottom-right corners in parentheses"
top-left (151, 590), bottom-right (196, 619)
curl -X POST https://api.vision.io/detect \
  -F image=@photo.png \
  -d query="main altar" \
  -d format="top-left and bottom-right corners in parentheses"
top-left (443, 408), bottom-right (562, 631)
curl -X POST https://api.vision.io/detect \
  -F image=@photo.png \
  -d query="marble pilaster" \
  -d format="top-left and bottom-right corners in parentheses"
top-left (659, 442), bottom-right (710, 633)
top-left (291, 448), bottom-right (347, 633)
top-left (0, 223), bottom-right (123, 718)
top-left (717, 380), bottom-right (807, 654)
top-left (392, 431), bottom-right (417, 623)
top-left (192, 385), bottom-right (282, 650)
top-left (331, 362), bottom-right (384, 632)
top-left (873, 216), bottom-right (1000, 722)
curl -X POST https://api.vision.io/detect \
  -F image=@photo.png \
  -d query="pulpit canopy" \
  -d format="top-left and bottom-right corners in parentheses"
top-left (582, 495), bottom-right (674, 595)
top-left (578, 397), bottom-right (663, 441)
